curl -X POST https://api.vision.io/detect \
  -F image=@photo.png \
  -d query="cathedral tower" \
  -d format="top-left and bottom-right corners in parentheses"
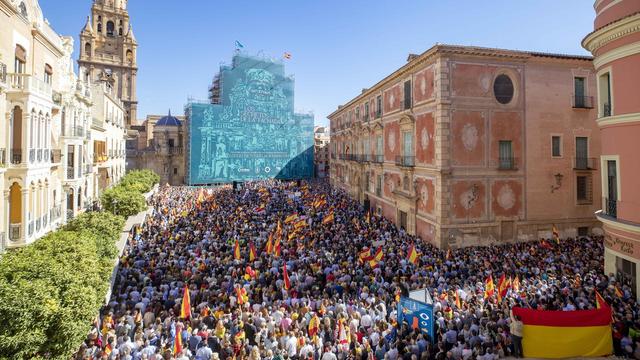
top-left (79, 0), bottom-right (138, 126)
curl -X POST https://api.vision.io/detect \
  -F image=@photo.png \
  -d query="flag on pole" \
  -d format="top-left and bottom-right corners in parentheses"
top-left (407, 245), bottom-right (419, 265)
top-left (283, 263), bottom-right (291, 290)
top-left (513, 275), bottom-right (521, 293)
top-left (266, 233), bottom-right (273, 255)
top-left (180, 286), bottom-right (191, 319)
top-left (358, 248), bottom-right (371, 263)
top-left (484, 275), bottom-right (495, 299)
top-left (497, 274), bottom-right (508, 302)
top-left (173, 327), bottom-right (183, 355)
top-left (369, 247), bottom-right (383, 267)
top-left (234, 239), bottom-right (241, 260)
top-left (235, 40), bottom-right (244, 49)
top-left (365, 211), bottom-right (371, 224)
top-left (294, 219), bottom-right (307, 230)
top-left (322, 211), bottom-right (335, 225)
top-left (595, 291), bottom-right (607, 309)
top-left (249, 242), bottom-right (257, 262)
top-left (274, 237), bottom-right (281, 257)
top-left (552, 224), bottom-right (560, 244)
top-left (455, 290), bottom-right (462, 309)
top-left (614, 286), bottom-right (624, 298)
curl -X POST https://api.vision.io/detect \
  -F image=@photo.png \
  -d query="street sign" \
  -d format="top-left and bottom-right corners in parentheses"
top-left (398, 296), bottom-right (435, 343)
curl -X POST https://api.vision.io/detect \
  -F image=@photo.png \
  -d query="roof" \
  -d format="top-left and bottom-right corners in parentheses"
top-left (155, 110), bottom-right (182, 127)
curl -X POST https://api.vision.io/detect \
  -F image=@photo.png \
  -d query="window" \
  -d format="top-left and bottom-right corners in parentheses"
top-left (106, 21), bottom-right (115, 37)
top-left (97, 23), bottom-right (102, 33)
top-left (376, 95), bottom-right (382, 117)
top-left (168, 139), bottom-right (175, 148)
top-left (576, 174), bottom-right (592, 204)
top-left (44, 64), bottom-right (53, 84)
top-left (355, 108), bottom-right (360, 120)
top-left (551, 136), bottom-right (561, 157)
top-left (404, 80), bottom-right (412, 110)
top-left (376, 175), bottom-right (382, 196)
top-left (498, 140), bottom-right (514, 169)
top-left (14, 45), bottom-right (26, 74)
top-left (402, 131), bottom-right (413, 157)
top-left (173, 168), bottom-right (178, 175)
top-left (575, 137), bottom-right (588, 169)
top-left (574, 77), bottom-right (586, 108)
top-left (399, 211), bottom-right (407, 230)
top-left (376, 135), bottom-right (383, 158)
top-left (599, 72), bottom-right (612, 117)
top-left (85, 43), bottom-right (92, 56)
top-left (364, 103), bottom-right (370, 121)
top-left (494, 74), bottom-right (514, 104)
top-left (119, 27), bottom-right (123, 36)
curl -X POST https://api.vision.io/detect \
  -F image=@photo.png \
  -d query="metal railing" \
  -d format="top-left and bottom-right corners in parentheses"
top-left (50, 204), bottom-right (62, 221)
top-left (168, 147), bottom-right (183, 155)
top-left (37, 149), bottom-right (42, 162)
top-left (395, 155), bottom-right (415, 167)
top-left (29, 149), bottom-right (35, 163)
top-left (64, 126), bottom-right (85, 137)
top-left (572, 95), bottom-right (594, 109)
top-left (28, 221), bottom-right (34, 236)
top-left (0, 62), bottom-right (6, 84)
top-left (11, 149), bottom-right (22, 164)
top-left (573, 157), bottom-right (597, 170)
top-left (603, 103), bottom-right (611, 117)
top-left (67, 166), bottom-right (75, 179)
top-left (603, 198), bottom-right (617, 218)
top-left (67, 210), bottom-right (74, 222)
top-left (9, 224), bottom-right (20, 241)
top-left (497, 156), bottom-right (518, 170)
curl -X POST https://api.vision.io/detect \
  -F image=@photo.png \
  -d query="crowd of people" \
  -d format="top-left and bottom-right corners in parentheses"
top-left (77, 180), bottom-right (640, 359)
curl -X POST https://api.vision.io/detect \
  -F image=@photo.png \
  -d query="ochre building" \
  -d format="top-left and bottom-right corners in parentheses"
top-left (329, 44), bottom-right (602, 249)
top-left (583, 0), bottom-right (640, 297)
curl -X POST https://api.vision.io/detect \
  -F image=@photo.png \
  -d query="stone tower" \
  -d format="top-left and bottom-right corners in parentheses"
top-left (78, 0), bottom-right (138, 126)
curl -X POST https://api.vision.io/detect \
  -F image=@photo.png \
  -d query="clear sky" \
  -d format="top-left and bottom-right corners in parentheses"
top-left (40, 0), bottom-right (596, 126)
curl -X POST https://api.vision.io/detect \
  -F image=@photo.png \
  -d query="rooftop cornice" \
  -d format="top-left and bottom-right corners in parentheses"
top-left (582, 12), bottom-right (640, 52)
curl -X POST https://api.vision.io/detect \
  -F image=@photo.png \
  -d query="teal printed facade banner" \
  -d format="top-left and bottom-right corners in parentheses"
top-left (186, 54), bottom-right (314, 185)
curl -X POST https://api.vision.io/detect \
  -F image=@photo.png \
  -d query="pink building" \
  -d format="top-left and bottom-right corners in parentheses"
top-left (329, 44), bottom-right (602, 249)
top-left (583, 0), bottom-right (640, 297)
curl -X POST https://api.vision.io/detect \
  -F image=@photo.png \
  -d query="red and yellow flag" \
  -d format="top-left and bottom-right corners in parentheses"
top-left (180, 286), bottom-right (191, 319)
top-left (614, 286), bottom-right (623, 298)
top-left (358, 248), bottom-right (371, 263)
top-left (595, 291), bottom-right (607, 309)
top-left (308, 314), bottom-right (320, 338)
top-left (283, 263), bottom-right (291, 290)
top-left (407, 245), bottom-right (419, 265)
top-left (513, 275), bottom-right (520, 293)
top-left (369, 247), bottom-right (383, 267)
top-left (497, 274), bottom-right (508, 302)
top-left (284, 214), bottom-right (298, 224)
top-left (455, 290), bottom-right (462, 309)
top-left (266, 233), bottom-right (273, 255)
top-left (173, 328), bottom-right (183, 355)
top-left (234, 239), bottom-right (241, 260)
top-left (322, 211), bottom-right (335, 225)
top-left (512, 306), bottom-right (613, 358)
top-left (552, 224), bottom-right (560, 244)
top-left (484, 275), bottom-right (495, 299)
top-left (274, 238), bottom-right (281, 257)
top-left (249, 242), bottom-right (257, 262)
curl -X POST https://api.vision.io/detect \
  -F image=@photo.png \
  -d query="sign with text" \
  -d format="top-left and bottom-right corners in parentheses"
top-left (398, 297), bottom-right (435, 343)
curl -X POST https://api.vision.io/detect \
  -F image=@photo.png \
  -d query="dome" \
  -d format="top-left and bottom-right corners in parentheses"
top-left (156, 110), bottom-right (181, 127)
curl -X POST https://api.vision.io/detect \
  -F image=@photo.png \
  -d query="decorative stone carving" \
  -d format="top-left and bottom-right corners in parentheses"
top-left (420, 127), bottom-right (430, 150)
top-left (389, 93), bottom-right (395, 108)
top-left (461, 123), bottom-right (479, 151)
top-left (420, 183), bottom-right (429, 208)
top-left (497, 184), bottom-right (516, 210)
top-left (420, 77), bottom-right (427, 96)
top-left (460, 183), bottom-right (480, 210)
top-left (388, 130), bottom-right (396, 152)
top-left (480, 74), bottom-right (491, 92)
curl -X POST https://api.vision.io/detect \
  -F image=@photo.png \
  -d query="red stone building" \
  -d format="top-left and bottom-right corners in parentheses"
top-left (583, 0), bottom-right (640, 297)
top-left (329, 44), bottom-right (602, 249)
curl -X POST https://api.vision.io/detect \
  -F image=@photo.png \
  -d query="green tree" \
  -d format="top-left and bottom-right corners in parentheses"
top-left (100, 186), bottom-right (145, 218)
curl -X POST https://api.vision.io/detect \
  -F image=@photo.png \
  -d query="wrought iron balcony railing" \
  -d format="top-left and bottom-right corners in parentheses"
top-left (573, 157), bottom-right (597, 170)
top-left (29, 149), bottom-right (35, 163)
top-left (602, 198), bottom-right (617, 218)
top-left (11, 149), bottom-right (22, 164)
top-left (603, 103), bottom-right (611, 117)
top-left (9, 224), bottom-right (20, 241)
top-left (497, 156), bottom-right (518, 170)
top-left (572, 95), bottom-right (594, 109)
top-left (395, 155), bottom-right (415, 167)
top-left (67, 166), bottom-right (75, 179)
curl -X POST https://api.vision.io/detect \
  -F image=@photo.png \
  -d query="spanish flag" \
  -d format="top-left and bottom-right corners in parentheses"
top-left (552, 224), bottom-right (560, 244)
top-left (513, 275), bottom-right (520, 293)
top-left (369, 247), bottom-right (383, 267)
top-left (173, 328), bottom-right (183, 355)
top-left (283, 263), bottom-right (291, 290)
top-left (294, 219), bottom-right (307, 230)
top-left (180, 286), bottom-right (191, 319)
top-left (249, 242), bottom-right (257, 262)
top-left (407, 245), bottom-right (418, 265)
top-left (274, 238), bottom-right (281, 257)
top-left (284, 214), bottom-right (298, 224)
top-left (512, 306), bottom-right (613, 358)
top-left (484, 275), bottom-right (495, 299)
top-left (308, 314), bottom-right (320, 338)
top-left (266, 233), bottom-right (273, 255)
top-left (595, 291), bottom-right (607, 309)
top-left (322, 211), bottom-right (335, 225)
top-left (234, 239), bottom-right (241, 260)
top-left (497, 274), bottom-right (508, 302)
top-left (358, 248), bottom-right (371, 263)
top-left (455, 290), bottom-right (462, 309)
top-left (614, 285), bottom-right (624, 298)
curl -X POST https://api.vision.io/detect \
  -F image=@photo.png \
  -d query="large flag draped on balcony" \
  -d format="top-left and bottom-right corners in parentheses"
top-left (512, 306), bottom-right (613, 358)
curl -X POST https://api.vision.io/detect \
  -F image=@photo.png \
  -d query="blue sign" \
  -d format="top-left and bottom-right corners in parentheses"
top-left (186, 54), bottom-right (314, 185)
top-left (398, 297), bottom-right (435, 343)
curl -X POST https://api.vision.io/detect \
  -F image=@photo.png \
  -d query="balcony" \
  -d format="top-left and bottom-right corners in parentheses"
top-left (0, 62), bottom-right (6, 88)
top-left (572, 95), bottom-right (594, 109)
top-left (28, 221), bottom-right (34, 236)
top-left (67, 166), bottom-right (75, 180)
top-left (63, 126), bottom-right (85, 138)
top-left (11, 149), bottom-right (22, 164)
top-left (603, 103), bottom-right (611, 117)
top-left (373, 155), bottom-right (384, 164)
top-left (168, 147), bottom-right (183, 155)
top-left (602, 198), bottom-right (617, 218)
top-left (50, 204), bottom-right (62, 221)
top-left (29, 149), bottom-right (35, 163)
top-left (37, 149), bottom-right (42, 162)
top-left (497, 156), bottom-right (518, 170)
top-left (395, 155), bottom-right (415, 167)
top-left (7, 73), bottom-right (52, 98)
top-left (573, 157), bottom-right (597, 170)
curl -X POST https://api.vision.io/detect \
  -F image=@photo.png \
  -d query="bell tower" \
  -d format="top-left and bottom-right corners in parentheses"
top-left (78, 0), bottom-right (138, 126)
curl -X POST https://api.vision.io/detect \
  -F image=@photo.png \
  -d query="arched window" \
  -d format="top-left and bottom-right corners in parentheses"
top-left (126, 50), bottom-right (133, 63)
top-left (97, 23), bottom-right (102, 33)
top-left (85, 43), bottom-right (91, 56)
top-left (106, 21), bottom-right (115, 37)
top-left (119, 27), bottom-right (123, 36)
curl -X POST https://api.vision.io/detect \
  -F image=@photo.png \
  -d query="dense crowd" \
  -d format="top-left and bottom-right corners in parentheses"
top-left (78, 181), bottom-right (640, 359)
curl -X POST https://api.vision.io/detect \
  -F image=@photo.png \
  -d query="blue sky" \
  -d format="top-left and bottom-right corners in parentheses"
top-left (40, 0), bottom-right (596, 125)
